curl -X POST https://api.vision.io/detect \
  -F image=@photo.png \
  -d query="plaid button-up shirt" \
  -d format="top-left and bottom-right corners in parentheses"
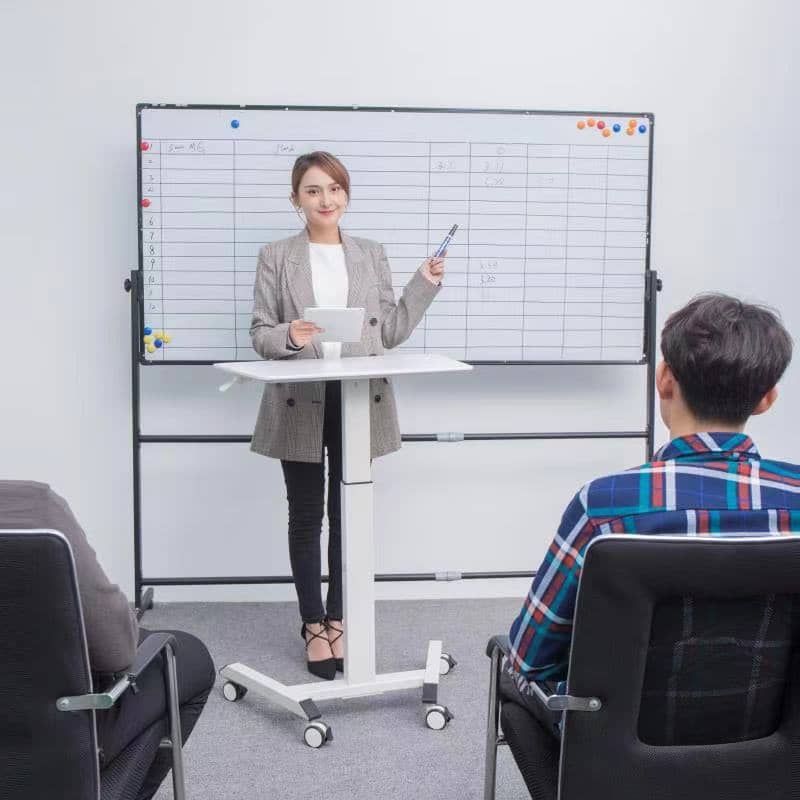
top-left (508, 432), bottom-right (800, 693)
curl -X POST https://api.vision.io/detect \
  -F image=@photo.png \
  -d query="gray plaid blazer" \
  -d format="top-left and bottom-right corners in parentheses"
top-left (249, 230), bottom-right (440, 463)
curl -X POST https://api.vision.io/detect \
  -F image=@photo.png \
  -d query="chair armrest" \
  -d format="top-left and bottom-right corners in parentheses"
top-left (128, 632), bottom-right (177, 680)
top-left (485, 634), bottom-right (601, 713)
top-left (57, 633), bottom-right (178, 712)
top-left (522, 678), bottom-right (603, 713)
top-left (485, 634), bottom-right (511, 658)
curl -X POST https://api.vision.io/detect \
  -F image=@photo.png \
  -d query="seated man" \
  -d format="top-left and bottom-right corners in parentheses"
top-left (0, 480), bottom-right (215, 800)
top-left (506, 293), bottom-right (797, 736)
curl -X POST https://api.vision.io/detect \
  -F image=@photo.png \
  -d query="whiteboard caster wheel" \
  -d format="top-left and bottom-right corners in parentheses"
top-left (222, 681), bottom-right (247, 702)
top-left (425, 705), bottom-right (454, 730)
top-left (439, 653), bottom-right (457, 675)
top-left (304, 721), bottom-right (333, 748)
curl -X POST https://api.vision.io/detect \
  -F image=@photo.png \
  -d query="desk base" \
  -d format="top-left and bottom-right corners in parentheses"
top-left (219, 640), bottom-right (455, 746)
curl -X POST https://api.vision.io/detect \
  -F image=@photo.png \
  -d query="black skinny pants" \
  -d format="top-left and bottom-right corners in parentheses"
top-left (281, 380), bottom-right (343, 623)
top-left (95, 628), bottom-right (216, 800)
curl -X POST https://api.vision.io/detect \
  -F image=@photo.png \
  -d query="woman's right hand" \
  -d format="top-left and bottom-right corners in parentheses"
top-left (288, 319), bottom-right (323, 348)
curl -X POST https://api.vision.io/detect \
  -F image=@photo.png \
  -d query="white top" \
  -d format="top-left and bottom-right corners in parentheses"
top-left (215, 353), bottom-right (473, 385)
top-left (309, 243), bottom-right (349, 359)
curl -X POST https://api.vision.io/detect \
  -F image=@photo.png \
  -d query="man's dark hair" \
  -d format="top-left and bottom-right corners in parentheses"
top-left (661, 293), bottom-right (792, 425)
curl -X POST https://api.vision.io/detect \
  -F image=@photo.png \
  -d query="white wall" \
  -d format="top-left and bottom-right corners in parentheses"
top-left (1, 0), bottom-right (798, 602)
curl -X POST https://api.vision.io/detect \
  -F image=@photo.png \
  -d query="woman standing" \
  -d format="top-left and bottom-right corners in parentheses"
top-left (250, 152), bottom-right (445, 679)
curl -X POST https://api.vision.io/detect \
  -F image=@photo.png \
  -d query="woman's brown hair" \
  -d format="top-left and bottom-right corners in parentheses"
top-left (291, 151), bottom-right (350, 200)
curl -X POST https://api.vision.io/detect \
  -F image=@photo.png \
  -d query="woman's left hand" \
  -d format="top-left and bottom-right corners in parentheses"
top-left (420, 255), bottom-right (446, 285)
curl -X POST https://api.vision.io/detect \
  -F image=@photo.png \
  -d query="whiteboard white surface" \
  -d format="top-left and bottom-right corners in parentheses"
top-left (138, 106), bottom-right (652, 364)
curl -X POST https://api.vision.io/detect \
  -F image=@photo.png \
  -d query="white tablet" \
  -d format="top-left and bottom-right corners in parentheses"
top-left (303, 307), bottom-right (365, 343)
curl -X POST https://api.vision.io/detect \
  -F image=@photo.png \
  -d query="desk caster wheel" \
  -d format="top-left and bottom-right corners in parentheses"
top-left (439, 653), bottom-right (457, 675)
top-left (425, 705), bottom-right (453, 731)
top-left (304, 721), bottom-right (333, 748)
top-left (222, 681), bottom-right (247, 702)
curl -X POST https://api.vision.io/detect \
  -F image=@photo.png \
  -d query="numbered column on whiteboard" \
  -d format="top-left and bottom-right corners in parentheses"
top-left (423, 143), bottom-right (470, 358)
top-left (141, 141), bottom-right (165, 359)
top-left (467, 143), bottom-right (526, 360)
top-left (159, 139), bottom-right (235, 360)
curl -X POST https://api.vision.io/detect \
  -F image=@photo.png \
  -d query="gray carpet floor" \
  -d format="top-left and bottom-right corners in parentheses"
top-left (144, 599), bottom-right (531, 799)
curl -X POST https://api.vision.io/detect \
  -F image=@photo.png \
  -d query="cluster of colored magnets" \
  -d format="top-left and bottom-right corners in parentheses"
top-left (143, 326), bottom-right (171, 354)
top-left (576, 118), bottom-right (648, 137)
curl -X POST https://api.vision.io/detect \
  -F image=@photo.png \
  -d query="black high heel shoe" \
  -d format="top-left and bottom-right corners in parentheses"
top-left (300, 623), bottom-right (337, 681)
top-left (325, 618), bottom-right (344, 673)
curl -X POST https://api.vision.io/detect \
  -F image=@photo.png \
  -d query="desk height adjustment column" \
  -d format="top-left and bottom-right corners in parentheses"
top-left (341, 378), bottom-right (376, 684)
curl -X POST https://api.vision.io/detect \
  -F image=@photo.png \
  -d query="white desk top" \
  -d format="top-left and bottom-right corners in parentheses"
top-left (213, 353), bottom-right (473, 384)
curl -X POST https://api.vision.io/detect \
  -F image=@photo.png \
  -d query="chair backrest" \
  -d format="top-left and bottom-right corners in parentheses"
top-left (0, 530), bottom-right (99, 800)
top-left (559, 535), bottom-right (800, 800)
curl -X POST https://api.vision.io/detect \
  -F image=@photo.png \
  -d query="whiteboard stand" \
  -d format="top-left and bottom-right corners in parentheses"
top-left (124, 269), bottom-right (662, 620)
top-left (213, 354), bottom-right (472, 744)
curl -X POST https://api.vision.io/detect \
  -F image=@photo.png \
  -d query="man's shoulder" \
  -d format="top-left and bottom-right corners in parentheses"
top-left (575, 451), bottom-right (800, 521)
top-left (757, 457), bottom-right (800, 480)
top-left (575, 462), bottom-right (649, 510)
top-left (0, 479), bottom-right (52, 496)
top-left (0, 480), bottom-right (56, 527)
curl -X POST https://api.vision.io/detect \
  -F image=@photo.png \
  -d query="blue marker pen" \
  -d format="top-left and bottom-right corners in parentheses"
top-left (432, 224), bottom-right (458, 258)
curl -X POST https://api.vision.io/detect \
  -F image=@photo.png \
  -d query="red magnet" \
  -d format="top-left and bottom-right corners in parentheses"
top-left (597, 121), bottom-right (606, 130)
top-left (141, 198), bottom-right (151, 208)
top-left (141, 142), bottom-right (150, 151)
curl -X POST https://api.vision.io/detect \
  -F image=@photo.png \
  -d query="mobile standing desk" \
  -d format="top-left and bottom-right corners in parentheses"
top-left (214, 352), bottom-right (473, 747)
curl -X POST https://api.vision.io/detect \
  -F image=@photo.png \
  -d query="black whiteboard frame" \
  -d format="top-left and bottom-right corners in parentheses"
top-left (129, 103), bottom-right (660, 616)
top-left (136, 103), bottom-right (655, 367)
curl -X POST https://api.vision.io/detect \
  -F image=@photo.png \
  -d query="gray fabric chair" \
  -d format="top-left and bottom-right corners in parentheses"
top-left (485, 535), bottom-right (800, 800)
top-left (0, 529), bottom-right (186, 800)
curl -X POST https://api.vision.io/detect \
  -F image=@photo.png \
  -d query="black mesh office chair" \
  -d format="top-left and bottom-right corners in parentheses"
top-left (0, 529), bottom-right (186, 800)
top-left (485, 535), bottom-right (800, 800)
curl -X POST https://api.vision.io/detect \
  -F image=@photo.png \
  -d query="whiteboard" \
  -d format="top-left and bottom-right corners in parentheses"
top-left (137, 105), bottom-right (653, 364)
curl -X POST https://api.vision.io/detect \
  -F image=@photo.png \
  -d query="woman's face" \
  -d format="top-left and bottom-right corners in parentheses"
top-left (293, 165), bottom-right (348, 230)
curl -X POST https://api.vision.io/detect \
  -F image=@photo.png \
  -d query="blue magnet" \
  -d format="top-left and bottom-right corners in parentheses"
top-left (638, 124), bottom-right (647, 133)
top-left (143, 326), bottom-right (152, 335)
top-left (154, 339), bottom-right (163, 348)
top-left (231, 119), bottom-right (240, 129)
top-left (613, 123), bottom-right (621, 133)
